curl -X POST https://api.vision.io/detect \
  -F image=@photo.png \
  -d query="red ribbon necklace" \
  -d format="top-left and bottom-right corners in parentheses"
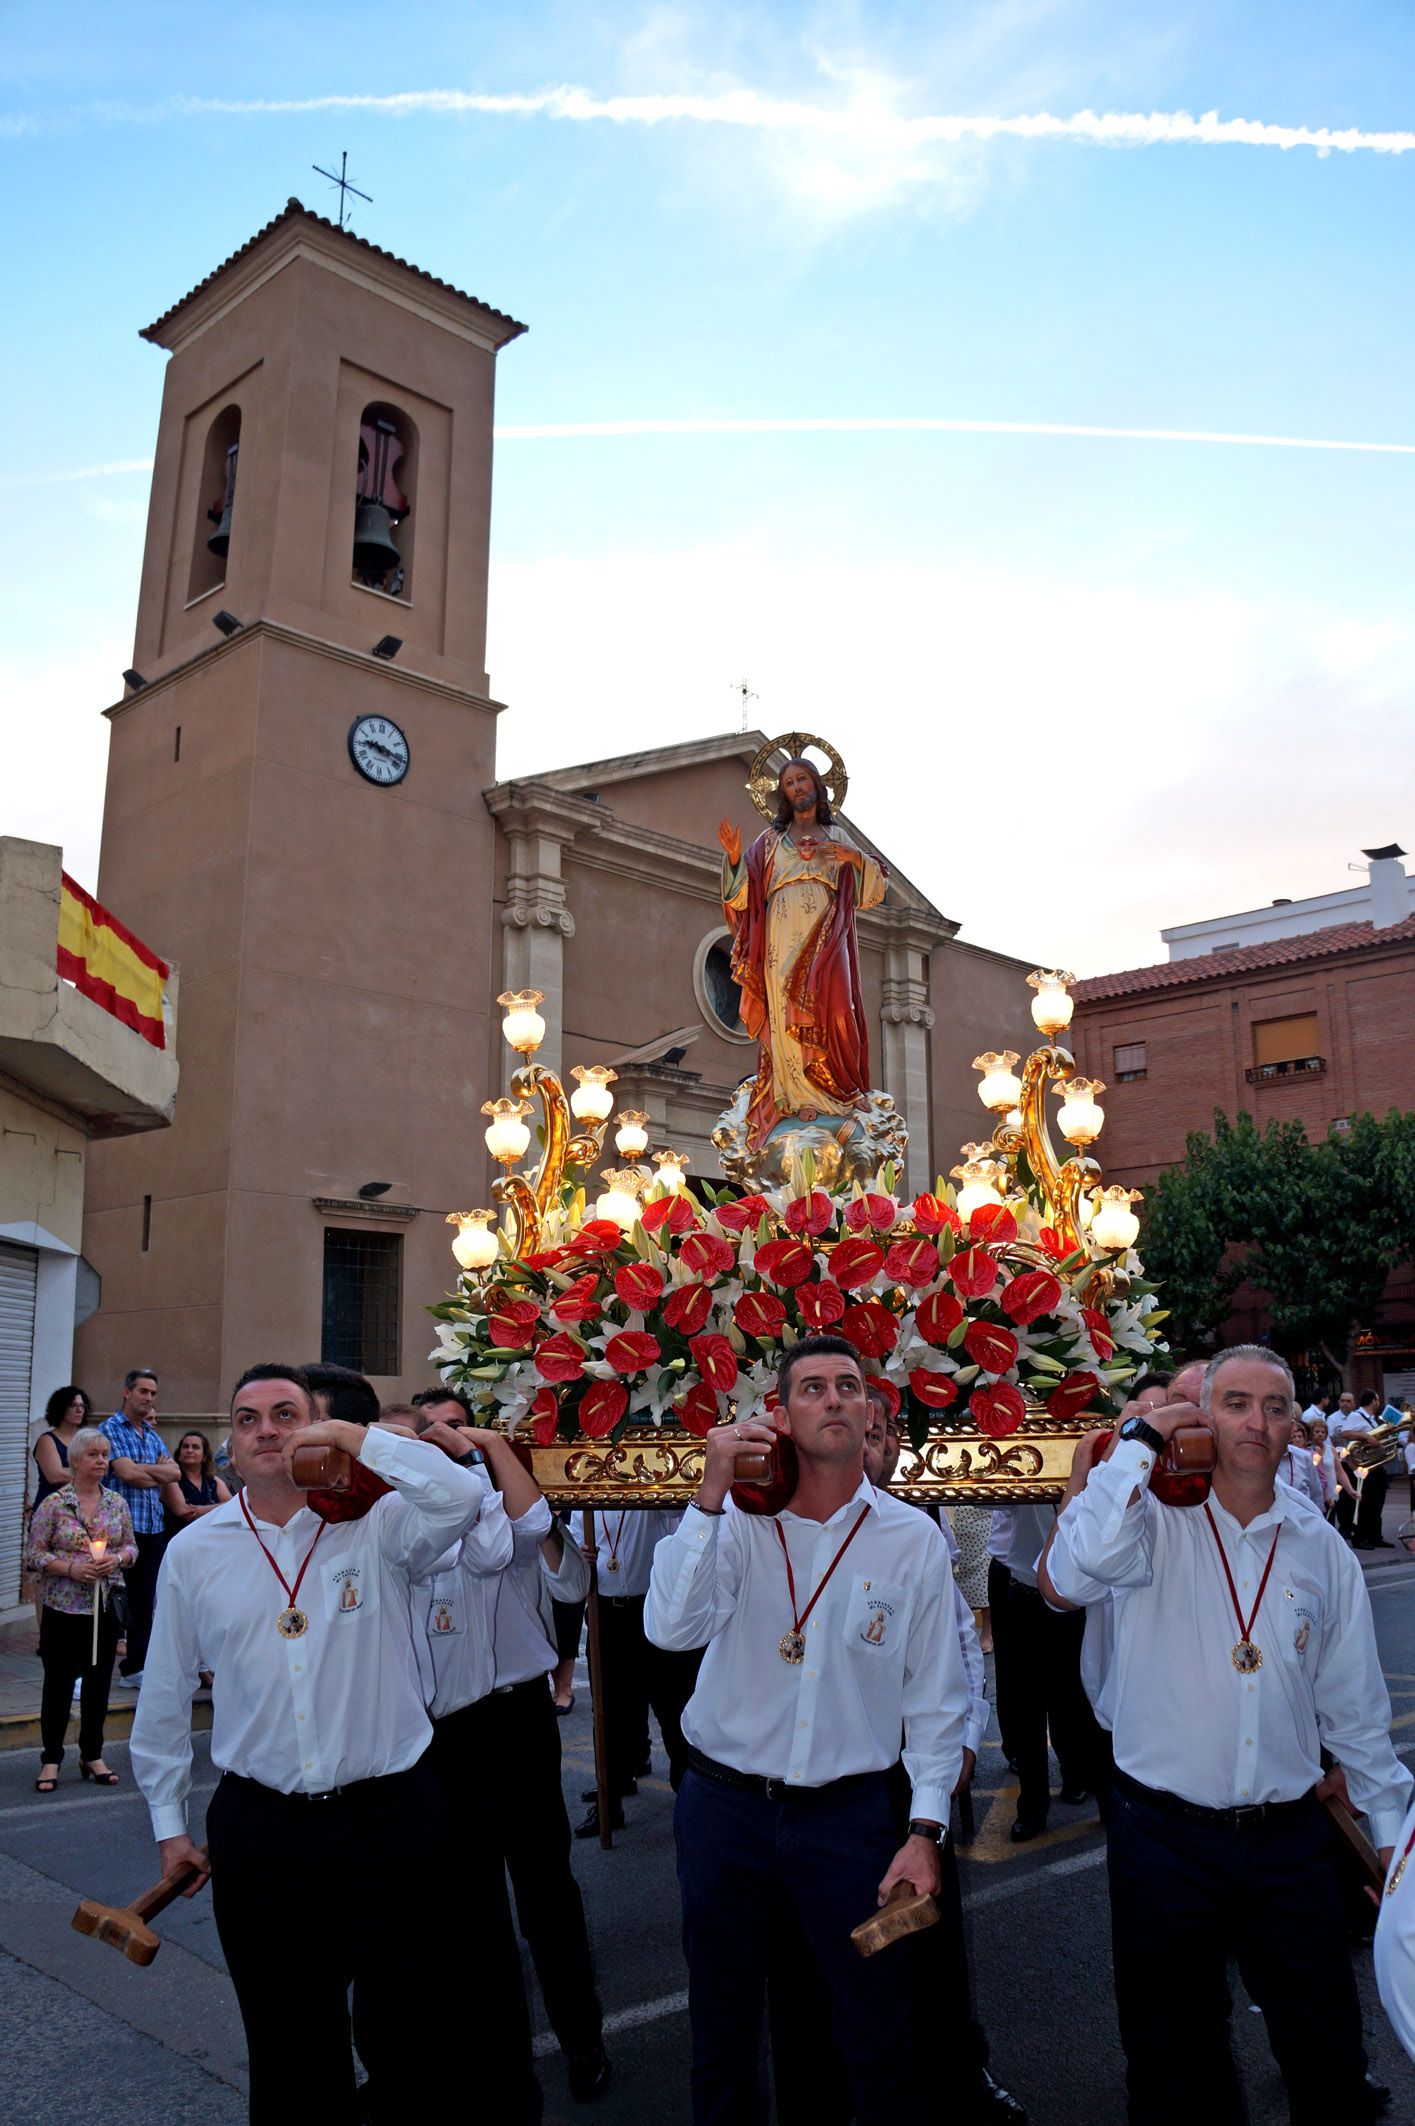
top-left (240, 1493), bottom-right (326, 1640)
top-left (602, 1512), bottom-right (626, 1576)
top-left (774, 1504), bottom-right (871, 1665)
top-left (1203, 1502), bottom-right (1280, 1676)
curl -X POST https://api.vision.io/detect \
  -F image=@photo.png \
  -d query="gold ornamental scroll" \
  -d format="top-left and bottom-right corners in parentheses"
top-left (516, 1411), bottom-right (1092, 1509)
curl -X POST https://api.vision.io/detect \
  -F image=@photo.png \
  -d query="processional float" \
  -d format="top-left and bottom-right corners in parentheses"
top-left (432, 732), bottom-right (1169, 1843)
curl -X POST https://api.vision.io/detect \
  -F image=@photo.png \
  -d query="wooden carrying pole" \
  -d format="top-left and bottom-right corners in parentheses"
top-left (582, 1506), bottom-right (614, 1850)
top-left (72, 1850), bottom-right (209, 1966)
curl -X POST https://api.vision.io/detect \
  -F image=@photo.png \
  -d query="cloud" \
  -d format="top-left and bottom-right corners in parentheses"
top-left (15, 459), bottom-right (154, 487)
top-left (492, 416), bottom-right (1415, 456)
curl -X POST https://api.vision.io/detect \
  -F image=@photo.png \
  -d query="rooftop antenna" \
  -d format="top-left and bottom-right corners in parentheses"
top-left (731, 676), bottom-right (758, 733)
top-left (312, 150), bottom-right (372, 230)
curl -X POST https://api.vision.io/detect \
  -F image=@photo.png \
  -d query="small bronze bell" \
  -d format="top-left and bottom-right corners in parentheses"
top-left (352, 500), bottom-right (402, 586)
top-left (206, 443), bottom-right (238, 558)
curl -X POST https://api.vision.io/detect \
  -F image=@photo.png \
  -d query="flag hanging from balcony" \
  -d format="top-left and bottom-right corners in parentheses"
top-left (57, 873), bottom-right (168, 1049)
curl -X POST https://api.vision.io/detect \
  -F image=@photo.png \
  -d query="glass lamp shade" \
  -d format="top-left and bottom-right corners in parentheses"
top-left (1056, 1078), bottom-right (1105, 1146)
top-left (570, 1064), bottom-right (616, 1123)
top-left (1027, 970), bottom-right (1076, 1036)
top-left (955, 1178), bottom-right (1004, 1222)
top-left (1091, 1187), bottom-right (1141, 1251)
top-left (653, 1150), bottom-right (689, 1192)
top-left (451, 1214), bottom-right (499, 1271)
top-left (481, 1097), bottom-right (532, 1162)
top-left (594, 1186), bottom-right (641, 1230)
top-left (973, 1051), bottom-right (1023, 1113)
top-left (615, 1111), bottom-right (650, 1158)
top-left (497, 989), bottom-right (547, 1054)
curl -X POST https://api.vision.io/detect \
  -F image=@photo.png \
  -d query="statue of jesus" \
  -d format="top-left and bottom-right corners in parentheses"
top-left (718, 749), bottom-right (886, 1151)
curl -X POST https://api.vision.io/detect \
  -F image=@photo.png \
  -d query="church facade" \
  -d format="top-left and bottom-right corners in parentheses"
top-left (73, 203), bottom-right (1033, 1423)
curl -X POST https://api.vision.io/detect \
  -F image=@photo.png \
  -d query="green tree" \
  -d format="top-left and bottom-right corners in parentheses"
top-left (1144, 1107), bottom-right (1415, 1371)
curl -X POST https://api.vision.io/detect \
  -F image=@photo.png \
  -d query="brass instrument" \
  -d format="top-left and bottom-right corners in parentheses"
top-left (1341, 1422), bottom-right (1402, 1474)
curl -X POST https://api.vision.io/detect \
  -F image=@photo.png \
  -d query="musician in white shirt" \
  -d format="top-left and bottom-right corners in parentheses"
top-left (646, 1333), bottom-right (968, 2126)
top-left (132, 1363), bottom-right (497, 2123)
top-left (1047, 1344), bottom-right (1408, 2126)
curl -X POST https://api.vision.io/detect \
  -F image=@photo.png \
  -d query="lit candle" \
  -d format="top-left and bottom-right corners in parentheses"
top-left (89, 1535), bottom-right (108, 1666)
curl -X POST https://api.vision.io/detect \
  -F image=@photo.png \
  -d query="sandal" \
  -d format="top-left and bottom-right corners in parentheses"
top-left (35, 1764), bottom-right (59, 1793)
top-left (80, 1760), bottom-right (120, 1786)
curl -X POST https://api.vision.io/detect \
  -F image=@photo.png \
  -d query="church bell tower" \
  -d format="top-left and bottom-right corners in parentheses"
top-left (76, 201), bottom-right (526, 1412)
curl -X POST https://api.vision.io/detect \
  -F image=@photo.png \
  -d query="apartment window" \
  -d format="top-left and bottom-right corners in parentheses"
top-left (1113, 1042), bottom-right (1147, 1083)
top-left (1246, 1011), bottom-right (1324, 1085)
top-left (321, 1228), bottom-right (401, 1374)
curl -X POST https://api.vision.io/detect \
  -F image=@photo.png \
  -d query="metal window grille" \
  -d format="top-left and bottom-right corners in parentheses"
top-left (321, 1229), bottom-right (401, 1375)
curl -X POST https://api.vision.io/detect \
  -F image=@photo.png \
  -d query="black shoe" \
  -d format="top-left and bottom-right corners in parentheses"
top-left (1361, 2070), bottom-right (1391, 2115)
top-left (567, 2043), bottom-right (613, 2102)
top-left (574, 1802), bottom-right (626, 1838)
top-left (969, 2069), bottom-right (1027, 2124)
top-left (581, 1780), bottom-right (635, 1802)
top-left (1058, 1785), bottom-right (1092, 1806)
top-left (1010, 1815), bottom-right (1047, 1842)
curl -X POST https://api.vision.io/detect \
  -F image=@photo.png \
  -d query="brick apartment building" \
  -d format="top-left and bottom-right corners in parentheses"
top-left (1070, 853), bottom-right (1415, 1394)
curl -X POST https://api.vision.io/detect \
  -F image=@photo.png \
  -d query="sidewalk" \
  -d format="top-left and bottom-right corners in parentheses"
top-left (0, 1611), bottom-right (212, 1754)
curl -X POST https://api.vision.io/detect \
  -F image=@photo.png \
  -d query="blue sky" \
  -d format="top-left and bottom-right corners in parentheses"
top-left (7, 1), bottom-right (1415, 972)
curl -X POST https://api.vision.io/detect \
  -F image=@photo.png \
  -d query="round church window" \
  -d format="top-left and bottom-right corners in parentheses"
top-left (693, 928), bottom-right (750, 1042)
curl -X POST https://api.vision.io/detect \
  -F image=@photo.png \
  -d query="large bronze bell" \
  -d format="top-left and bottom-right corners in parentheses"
top-left (207, 443), bottom-right (238, 558)
top-left (352, 500), bottom-right (402, 586)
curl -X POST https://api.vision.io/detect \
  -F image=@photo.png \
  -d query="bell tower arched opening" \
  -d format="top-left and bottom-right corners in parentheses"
top-left (352, 403), bottom-right (417, 601)
top-left (186, 403), bottom-right (241, 605)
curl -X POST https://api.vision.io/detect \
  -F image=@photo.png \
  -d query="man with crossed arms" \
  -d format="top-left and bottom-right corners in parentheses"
top-left (646, 1331), bottom-right (968, 2126)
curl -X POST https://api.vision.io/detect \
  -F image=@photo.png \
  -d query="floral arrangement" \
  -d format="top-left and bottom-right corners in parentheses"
top-left (430, 1161), bottom-right (1169, 1449)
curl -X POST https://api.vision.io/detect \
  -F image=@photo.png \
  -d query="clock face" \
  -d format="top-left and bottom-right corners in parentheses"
top-left (348, 714), bottom-right (410, 786)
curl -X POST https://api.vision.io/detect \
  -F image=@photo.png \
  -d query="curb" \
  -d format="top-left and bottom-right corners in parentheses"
top-left (0, 1699), bottom-right (213, 1755)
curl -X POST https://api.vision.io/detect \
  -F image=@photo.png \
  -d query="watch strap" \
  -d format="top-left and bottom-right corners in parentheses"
top-left (907, 1818), bottom-right (945, 1846)
top-left (1120, 1415), bottom-right (1166, 1456)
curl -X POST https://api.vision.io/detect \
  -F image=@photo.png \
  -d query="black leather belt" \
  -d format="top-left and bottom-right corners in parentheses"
top-left (491, 1674), bottom-right (551, 1699)
top-left (223, 1761), bottom-right (422, 1805)
top-left (686, 1745), bottom-right (883, 1804)
top-left (1113, 1764), bottom-right (1313, 1829)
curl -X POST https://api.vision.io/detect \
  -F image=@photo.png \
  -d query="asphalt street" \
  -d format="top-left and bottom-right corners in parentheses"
top-left (3, 1562), bottom-right (1415, 2124)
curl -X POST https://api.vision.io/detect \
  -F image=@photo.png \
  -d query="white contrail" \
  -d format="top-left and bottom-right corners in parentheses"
top-left (169, 85), bottom-right (1415, 157)
top-left (492, 416), bottom-right (1415, 454)
top-left (25, 457), bottom-right (156, 485)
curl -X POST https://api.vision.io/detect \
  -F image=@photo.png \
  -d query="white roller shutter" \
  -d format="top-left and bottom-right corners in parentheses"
top-left (0, 1244), bottom-right (37, 1609)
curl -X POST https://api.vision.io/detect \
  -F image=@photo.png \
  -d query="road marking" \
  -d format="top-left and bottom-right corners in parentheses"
top-left (534, 1988), bottom-right (692, 2056)
top-left (0, 1780), bottom-right (219, 1829)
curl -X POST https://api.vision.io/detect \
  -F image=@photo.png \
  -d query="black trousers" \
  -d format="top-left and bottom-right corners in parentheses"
top-left (207, 1757), bottom-right (526, 2125)
top-left (38, 1602), bottom-right (119, 1765)
top-left (595, 1593), bottom-right (702, 1795)
top-left (1336, 1487), bottom-right (1357, 1537)
top-left (986, 1559), bottom-right (1015, 1761)
top-left (997, 1578), bottom-right (1107, 1822)
top-left (461, 1677), bottom-right (604, 2055)
top-left (1355, 1464), bottom-right (1389, 1545)
top-left (676, 1765), bottom-right (926, 2126)
top-left (120, 1528), bottom-right (166, 1676)
top-left (1107, 1771), bottom-right (1370, 2126)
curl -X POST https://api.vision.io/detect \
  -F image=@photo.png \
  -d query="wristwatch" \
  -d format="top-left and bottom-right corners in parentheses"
top-left (1118, 1414), bottom-right (1166, 1456)
top-left (907, 1818), bottom-right (946, 1846)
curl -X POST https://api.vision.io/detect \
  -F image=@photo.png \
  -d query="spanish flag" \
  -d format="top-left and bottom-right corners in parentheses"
top-left (57, 874), bottom-right (169, 1050)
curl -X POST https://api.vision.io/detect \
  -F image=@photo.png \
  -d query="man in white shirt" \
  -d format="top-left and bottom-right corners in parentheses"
top-left (132, 1363), bottom-right (498, 2123)
top-left (646, 1333), bottom-right (968, 2125)
top-left (1346, 1390), bottom-right (1396, 1549)
top-left (1047, 1343), bottom-right (1409, 2126)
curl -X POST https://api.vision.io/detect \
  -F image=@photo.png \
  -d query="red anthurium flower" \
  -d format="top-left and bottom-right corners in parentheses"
top-left (604, 1329), bottom-right (662, 1373)
top-left (526, 1389), bottom-right (560, 1446)
top-left (734, 1290), bottom-right (788, 1339)
top-left (1081, 1306), bottom-right (1116, 1361)
top-left (950, 1248), bottom-right (999, 1299)
top-left (640, 1193), bottom-right (698, 1236)
top-left (914, 1288), bottom-right (965, 1346)
top-left (614, 1261), bottom-right (665, 1311)
top-left (1046, 1371), bottom-right (1100, 1421)
top-left (785, 1190), bottom-right (834, 1236)
top-left (524, 1247), bottom-right (567, 1271)
top-left (690, 1333), bottom-right (739, 1394)
top-left (840, 1301), bottom-right (899, 1359)
top-left (884, 1236), bottom-right (938, 1288)
top-left (679, 1231), bottom-right (736, 1280)
top-left (829, 1235), bottom-right (886, 1290)
top-left (676, 1381), bottom-right (719, 1436)
top-left (796, 1280), bottom-right (847, 1329)
top-left (534, 1331), bottom-right (586, 1383)
top-left (567, 1219), bottom-right (627, 1257)
top-left (909, 1368), bottom-right (958, 1410)
top-left (753, 1237), bottom-right (815, 1288)
top-left (715, 1193), bottom-right (772, 1234)
top-left (1037, 1227), bottom-right (1069, 1262)
top-left (844, 1192), bottom-right (899, 1232)
top-left (999, 1269), bottom-right (1063, 1326)
top-left (963, 1320), bottom-right (1019, 1374)
top-left (871, 1376), bottom-right (902, 1419)
top-left (579, 1380), bottom-right (628, 1437)
top-left (664, 1281), bottom-right (714, 1334)
top-left (487, 1296), bottom-right (540, 1347)
top-left (972, 1382), bottom-right (1027, 1437)
top-left (549, 1273), bottom-right (602, 1325)
top-left (911, 1193), bottom-right (960, 1236)
top-left (969, 1202), bottom-right (1018, 1246)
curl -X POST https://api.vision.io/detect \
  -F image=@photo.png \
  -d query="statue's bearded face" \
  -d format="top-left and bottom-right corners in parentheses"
top-left (779, 762), bottom-right (820, 816)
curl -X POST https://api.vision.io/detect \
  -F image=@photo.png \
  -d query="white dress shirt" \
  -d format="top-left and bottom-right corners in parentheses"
top-left (569, 1508), bottom-right (680, 1597)
top-left (1042, 1497), bottom-right (1118, 1727)
top-left (132, 1429), bottom-right (493, 1838)
top-left (930, 1507), bottom-right (988, 1756)
top-left (1279, 1444), bottom-right (1325, 1510)
top-left (414, 1490), bottom-right (514, 1719)
top-left (1005, 1504), bottom-right (1056, 1589)
top-left (1047, 1437), bottom-right (1412, 1843)
top-left (987, 1509), bottom-right (1015, 1562)
top-left (1376, 1795), bottom-right (1415, 2061)
top-left (645, 1481), bottom-right (968, 1825)
top-left (487, 1500), bottom-right (591, 1690)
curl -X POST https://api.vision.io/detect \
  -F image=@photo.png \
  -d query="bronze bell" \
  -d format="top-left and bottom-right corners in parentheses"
top-left (207, 443), bottom-right (238, 559)
top-left (352, 501), bottom-right (402, 585)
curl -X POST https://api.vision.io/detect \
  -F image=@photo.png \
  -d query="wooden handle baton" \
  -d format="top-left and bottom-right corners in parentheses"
top-left (72, 1849), bottom-right (210, 1966)
top-left (1322, 1794), bottom-right (1387, 1896)
top-left (850, 1879), bottom-right (939, 1958)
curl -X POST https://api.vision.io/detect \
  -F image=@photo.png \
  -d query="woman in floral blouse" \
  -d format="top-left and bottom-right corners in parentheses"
top-left (26, 1427), bottom-right (137, 1792)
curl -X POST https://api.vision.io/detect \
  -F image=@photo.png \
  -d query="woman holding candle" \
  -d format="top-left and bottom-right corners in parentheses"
top-left (25, 1427), bottom-right (136, 1792)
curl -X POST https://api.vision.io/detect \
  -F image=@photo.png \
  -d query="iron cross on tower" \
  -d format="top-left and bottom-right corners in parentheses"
top-left (312, 151), bottom-right (372, 229)
top-left (731, 677), bottom-right (759, 732)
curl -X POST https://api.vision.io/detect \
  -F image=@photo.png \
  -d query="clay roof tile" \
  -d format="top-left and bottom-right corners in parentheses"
top-left (1073, 912), bottom-right (1415, 1002)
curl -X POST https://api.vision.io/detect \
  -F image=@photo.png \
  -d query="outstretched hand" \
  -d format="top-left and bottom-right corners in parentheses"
top-left (717, 818), bottom-right (742, 868)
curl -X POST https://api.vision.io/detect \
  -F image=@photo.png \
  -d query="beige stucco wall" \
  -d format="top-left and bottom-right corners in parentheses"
top-left (0, 1082), bottom-right (86, 1254)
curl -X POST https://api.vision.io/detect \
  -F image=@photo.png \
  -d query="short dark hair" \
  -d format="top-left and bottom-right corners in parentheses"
top-left (778, 1334), bottom-right (862, 1404)
top-left (379, 1402), bottom-right (421, 1425)
top-left (772, 757), bottom-right (833, 831)
top-left (411, 1385), bottom-right (475, 1422)
top-left (44, 1385), bottom-right (90, 1429)
top-left (302, 1362), bottom-right (380, 1429)
top-left (230, 1363), bottom-right (311, 1410)
top-left (123, 1368), bottom-right (158, 1392)
top-left (1359, 1390), bottom-right (1380, 1411)
top-left (177, 1430), bottom-right (216, 1484)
